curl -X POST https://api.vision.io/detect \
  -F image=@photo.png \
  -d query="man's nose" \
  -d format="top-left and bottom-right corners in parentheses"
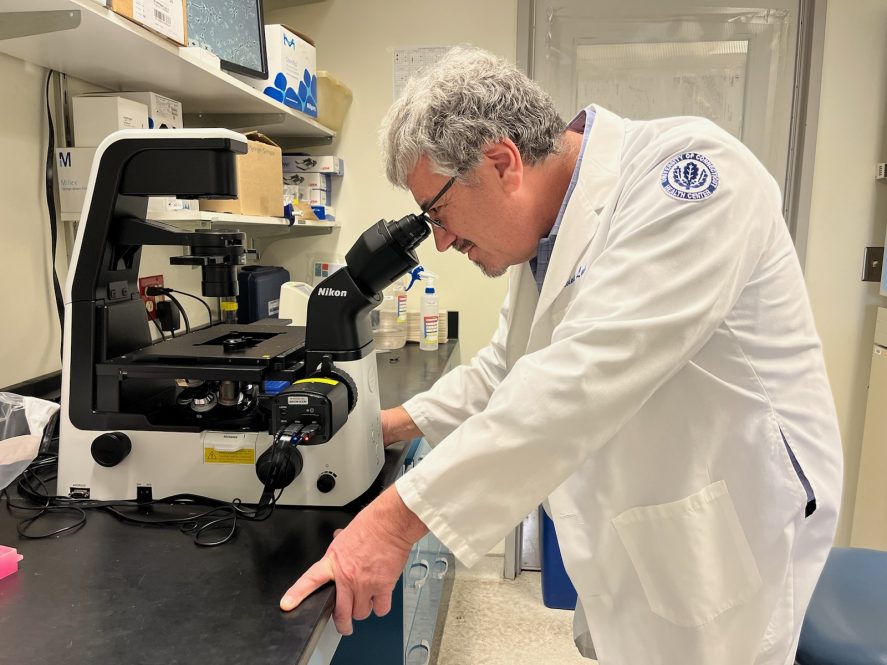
top-left (432, 225), bottom-right (456, 252)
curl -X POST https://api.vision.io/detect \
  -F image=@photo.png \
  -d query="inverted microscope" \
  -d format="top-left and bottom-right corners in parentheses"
top-left (58, 129), bottom-right (430, 507)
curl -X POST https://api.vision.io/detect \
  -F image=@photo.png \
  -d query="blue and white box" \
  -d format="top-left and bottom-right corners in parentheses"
top-left (253, 25), bottom-right (317, 118)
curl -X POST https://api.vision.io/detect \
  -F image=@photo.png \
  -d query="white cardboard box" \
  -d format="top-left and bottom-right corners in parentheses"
top-left (57, 148), bottom-right (97, 213)
top-left (147, 197), bottom-right (199, 213)
top-left (73, 95), bottom-right (149, 147)
top-left (90, 92), bottom-right (183, 129)
top-left (282, 154), bottom-right (344, 175)
top-left (282, 172), bottom-right (331, 190)
top-left (243, 25), bottom-right (317, 117)
top-left (307, 189), bottom-right (329, 206)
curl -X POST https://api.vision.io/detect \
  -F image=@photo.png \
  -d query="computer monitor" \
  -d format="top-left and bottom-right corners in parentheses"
top-left (186, 0), bottom-right (268, 79)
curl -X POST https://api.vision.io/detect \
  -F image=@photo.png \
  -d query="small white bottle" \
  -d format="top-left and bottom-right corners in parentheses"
top-left (419, 275), bottom-right (439, 351)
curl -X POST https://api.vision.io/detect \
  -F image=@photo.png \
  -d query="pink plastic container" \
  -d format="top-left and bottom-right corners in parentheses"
top-left (0, 545), bottom-right (23, 580)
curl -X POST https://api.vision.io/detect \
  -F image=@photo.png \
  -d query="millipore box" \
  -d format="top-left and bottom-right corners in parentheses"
top-left (247, 25), bottom-right (317, 117)
top-left (57, 148), bottom-right (97, 213)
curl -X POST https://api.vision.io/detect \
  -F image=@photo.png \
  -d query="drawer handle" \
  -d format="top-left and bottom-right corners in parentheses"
top-left (406, 639), bottom-right (431, 665)
top-left (409, 559), bottom-right (430, 589)
top-left (433, 557), bottom-right (450, 579)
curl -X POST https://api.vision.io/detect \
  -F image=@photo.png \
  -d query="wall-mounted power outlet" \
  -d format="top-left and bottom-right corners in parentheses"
top-left (138, 275), bottom-right (164, 320)
top-left (862, 247), bottom-right (884, 282)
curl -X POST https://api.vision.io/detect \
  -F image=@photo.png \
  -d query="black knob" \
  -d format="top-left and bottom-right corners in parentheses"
top-left (316, 473), bottom-right (336, 494)
top-left (91, 432), bottom-right (132, 467)
top-left (223, 337), bottom-right (249, 353)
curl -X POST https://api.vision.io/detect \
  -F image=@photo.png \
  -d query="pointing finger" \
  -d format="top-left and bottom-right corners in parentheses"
top-left (280, 557), bottom-right (335, 612)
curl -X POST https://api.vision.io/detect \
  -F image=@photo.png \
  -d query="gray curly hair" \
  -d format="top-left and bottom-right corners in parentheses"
top-left (380, 46), bottom-right (566, 187)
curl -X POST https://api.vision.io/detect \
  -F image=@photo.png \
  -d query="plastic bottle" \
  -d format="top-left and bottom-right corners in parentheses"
top-left (419, 273), bottom-right (439, 351)
top-left (372, 278), bottom-right (408, 350)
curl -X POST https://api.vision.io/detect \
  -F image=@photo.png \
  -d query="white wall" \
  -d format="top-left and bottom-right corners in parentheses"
top-left (0, 53), bottom-right (60, 388)
top-left (263, 0), bottom-right (516, 361)
top-left (805, 0), bottom-right (887, 545)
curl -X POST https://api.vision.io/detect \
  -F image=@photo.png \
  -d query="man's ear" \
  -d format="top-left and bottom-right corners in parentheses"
top-left (483, 139), bottom-right (522, 193)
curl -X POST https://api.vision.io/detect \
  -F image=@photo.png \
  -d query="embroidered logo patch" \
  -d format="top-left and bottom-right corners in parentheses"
top-left (660, 152), bottom-right (719, 201)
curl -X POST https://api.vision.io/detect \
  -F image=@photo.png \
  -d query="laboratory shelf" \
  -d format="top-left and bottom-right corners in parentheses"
top-left (0, 0), bottom-right (335, 142)
top-left (61, 210), bottom-right (340, 239)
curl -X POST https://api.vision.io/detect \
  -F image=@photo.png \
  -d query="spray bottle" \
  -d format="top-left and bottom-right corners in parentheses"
top-left (407, 266), bottom-right (440, 351)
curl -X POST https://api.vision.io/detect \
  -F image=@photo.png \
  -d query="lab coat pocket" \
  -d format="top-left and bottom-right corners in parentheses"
top-left (612, 480), bottom-right (762, 628)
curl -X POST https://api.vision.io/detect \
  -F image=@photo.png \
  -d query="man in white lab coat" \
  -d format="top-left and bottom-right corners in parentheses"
top-left (280, 47), bottom-right (843, 665)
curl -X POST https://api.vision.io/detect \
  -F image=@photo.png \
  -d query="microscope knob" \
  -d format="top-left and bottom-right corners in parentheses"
top-left (316, 473), bottom-right (336, 494)
top-left (91, 432), bottom-right (132, 467)
top-left (223, 337), bottom-right (249, 353)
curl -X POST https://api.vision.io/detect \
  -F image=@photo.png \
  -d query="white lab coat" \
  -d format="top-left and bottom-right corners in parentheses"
top-left (395, 105), bottom-right (842, 665)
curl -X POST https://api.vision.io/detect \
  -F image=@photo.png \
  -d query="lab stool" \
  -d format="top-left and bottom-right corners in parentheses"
top-left (796, 547), bottom-right (887, 665)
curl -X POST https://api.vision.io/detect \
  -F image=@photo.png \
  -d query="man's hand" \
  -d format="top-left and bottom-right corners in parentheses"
top-left (381, 406), bottom-right (422, 447)
top-left (279, 486), bottom-right (429, 635)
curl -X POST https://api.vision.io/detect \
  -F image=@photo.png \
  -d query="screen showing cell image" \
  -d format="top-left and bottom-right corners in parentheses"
top-left (186, 0), bottom-right (268, 79)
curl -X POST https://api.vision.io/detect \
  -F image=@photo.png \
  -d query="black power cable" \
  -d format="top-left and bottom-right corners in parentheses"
top-left (1, 452), bottom-right (285, 547)
top-left (146, 286), bottom-right (214, 330)
top-left (165, 292), bottom-right (191, 334)
top-left (44, 70), bottom-right (65, 360)
top-left (167, 288), bottom-right (213, 325)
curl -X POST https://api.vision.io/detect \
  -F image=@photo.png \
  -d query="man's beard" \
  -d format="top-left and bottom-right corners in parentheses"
top-left (453, 240), bottom-right (506, 278)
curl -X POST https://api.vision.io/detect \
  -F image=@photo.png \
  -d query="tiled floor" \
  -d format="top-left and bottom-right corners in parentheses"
top-left (436, 554), bottom-right (593, 665)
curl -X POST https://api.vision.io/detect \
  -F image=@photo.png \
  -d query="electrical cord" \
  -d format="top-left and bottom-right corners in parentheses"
top-left (150, 314), bottom-right (166, 341)
top-left (44, 69), bottom-right (65, 360)
top-left (146, 286), bottom-right (213, 329)
top-left (1, 452), bottom-right (284, 547)
top-left (167, 288), bottom-right (213, 326)
top-left (165, 293), bottom-right (191, 334)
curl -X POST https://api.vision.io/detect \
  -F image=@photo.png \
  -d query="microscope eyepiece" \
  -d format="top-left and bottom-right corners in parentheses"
top-left (386, 214), bottom-right (431, 252)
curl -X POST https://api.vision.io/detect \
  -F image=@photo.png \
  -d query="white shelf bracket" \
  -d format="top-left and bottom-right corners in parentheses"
top-left (0, 11), bottom-right (81, 41)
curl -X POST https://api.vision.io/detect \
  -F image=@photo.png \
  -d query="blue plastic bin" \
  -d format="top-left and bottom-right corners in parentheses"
top-left (540, 508), bottom-right (578, 610)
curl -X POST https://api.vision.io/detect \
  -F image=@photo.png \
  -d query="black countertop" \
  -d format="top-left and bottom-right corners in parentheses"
top-left (0, 342), bottom-right (458, 665)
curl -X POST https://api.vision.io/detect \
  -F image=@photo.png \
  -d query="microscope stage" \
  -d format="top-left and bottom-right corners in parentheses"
top-left (115, 324), bottom-right (306, 365)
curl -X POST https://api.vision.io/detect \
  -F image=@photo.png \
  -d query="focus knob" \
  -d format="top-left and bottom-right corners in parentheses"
top-left (316, 473), bottom-right (336, 494)
top-left (91, 432), bottom-right (132, 467)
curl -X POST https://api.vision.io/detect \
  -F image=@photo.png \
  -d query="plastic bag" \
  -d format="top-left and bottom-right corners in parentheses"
top-left (0, 393), bottom-right (59, 490)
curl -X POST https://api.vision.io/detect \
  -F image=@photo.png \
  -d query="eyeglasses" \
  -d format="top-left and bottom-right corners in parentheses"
top-left (419, 175), bottom-right (457, 230)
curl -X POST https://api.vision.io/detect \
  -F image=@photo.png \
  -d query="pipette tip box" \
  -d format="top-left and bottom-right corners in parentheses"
top-left (0, 545), bottom-right (24, 581)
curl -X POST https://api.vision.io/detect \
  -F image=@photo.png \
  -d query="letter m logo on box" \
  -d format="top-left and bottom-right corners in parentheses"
top-left (59, 151), bottom-right (72, 168)
top-left (283, 35), bottom-right (296, 48)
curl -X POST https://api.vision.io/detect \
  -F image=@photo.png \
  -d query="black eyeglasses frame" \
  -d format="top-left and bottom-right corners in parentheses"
top-left (419, 175), bottom-right (457, 230)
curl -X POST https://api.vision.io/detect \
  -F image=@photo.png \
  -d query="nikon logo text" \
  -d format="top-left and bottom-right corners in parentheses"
top-left (318, 288), bottom-right (347, 297)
